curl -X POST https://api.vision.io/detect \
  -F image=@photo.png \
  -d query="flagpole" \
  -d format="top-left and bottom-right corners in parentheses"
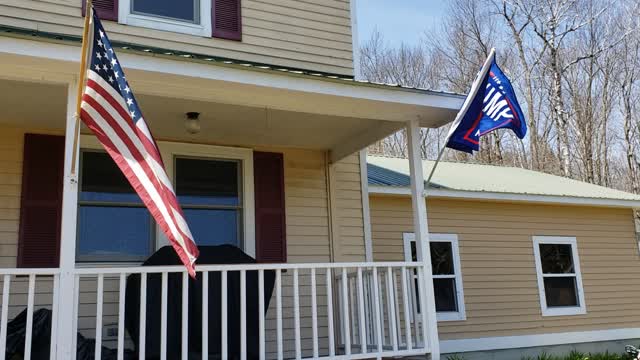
top-left (70, 0), bottom-right (93, 176)
top-left (424, 47), bottom-right (496, 190)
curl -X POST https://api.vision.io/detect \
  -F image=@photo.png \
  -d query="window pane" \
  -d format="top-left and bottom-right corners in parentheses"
top-left (430, 242), bottom-right (454, 275)
top-left (132, 0), bottom-right (199, 23)
top-left (80, 151), bottom-right (142, 203)
top-left (544, 277), bottom-right (579, 307)
top-left (78, 206), bottom-right (153, 261)
top-left (410, 241), bottom-right (417, 261)
top-left (176, 158), bottom-right (240, 206)
top-left (433, 278), bottom-right (457, 312)
top-left (539, 244), bottom-right (575, 274)
top-left (184, 209), bottom-right (239, 247)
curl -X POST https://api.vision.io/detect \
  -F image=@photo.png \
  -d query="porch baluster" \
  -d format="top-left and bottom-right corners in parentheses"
top-left (221, 270), bottom-right (228, 360)
top-left (276, 269), bottom-right (283, 360)
top-left (258, 269), bottom-right (265, 360)
top-left (310, 268), bottom-right (318, 359)
top-left (401, 268), bottom-right (412, 350)
top-left (386, 267), bottom-right (398, 352)
top-left (325, 268), bottom-right (335, 358)
top-left (139, 273), bottom-right (147, 360)
top-left (341, 268), bottom-right (350, 355)
top-left (24, 274), bottom-right (35, 360)
top-left (293, 269), bottom-right (301, 359)
top-left (49, 274), bottom-right (60, 360)
top-left (356, 267), bottom-right (367, 354)
top-left (160, 272), bottom-right (168, 360)
top-left (73, 275), bottom-right (80, 360)
top-left (202, 271), bottom-right (209, 359)
top-left (240, 270), bottom-right (247, 360)
top-left (117, 273), bottom-right (126, 360)
top-left (95, 274), bottom-right (104, 360)
top-left (371, 268), bottom-right (383, 354)
top-left (181, 272), bottom-right (189, 360)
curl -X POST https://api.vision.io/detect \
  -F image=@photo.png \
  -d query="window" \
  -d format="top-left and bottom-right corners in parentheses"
top-left (533, 236), bottom-right (586, 316)
top-left (77, 151), bottom-right (154, 262)
top-left (77, 137), bottom-right (256, 262)
top-left (403, 233), bottom-right (466, 321)
top-left (175, 157), bottom-right (243, 247)
top-left (119, 0), bottom-right (212, 37)
top-left (131, 0), bottom-right (200, 24)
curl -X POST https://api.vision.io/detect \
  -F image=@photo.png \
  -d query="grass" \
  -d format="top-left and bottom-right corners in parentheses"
top-left (446, 350), bottom-right (638, 360)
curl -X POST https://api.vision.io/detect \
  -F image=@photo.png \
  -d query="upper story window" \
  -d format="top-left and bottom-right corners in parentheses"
top-left (533, 236), bottom-right (587, 316)
top-left (131, 0), bottom-right (201, 24)
top-left (119, 0), bottom-right (212, 37)
top-left (85, 0), bottom-right (241, 40)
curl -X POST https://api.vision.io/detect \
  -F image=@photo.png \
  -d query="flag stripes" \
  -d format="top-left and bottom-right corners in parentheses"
top-left (78, 10), bottom-right (199, 274)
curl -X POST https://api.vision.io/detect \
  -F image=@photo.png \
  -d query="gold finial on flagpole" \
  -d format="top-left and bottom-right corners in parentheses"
top-left (70, 0), bottom-right (93, 176)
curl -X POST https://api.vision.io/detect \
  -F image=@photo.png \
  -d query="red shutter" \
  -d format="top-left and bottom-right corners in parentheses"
top-left (254, 152), bottom-right (286, 263)
top-left (212, 0), bottom-right (242, 41)
top-left (82, 0), bottom-right (119, 21)
top-left (17, 134), bottom-right (65, 268)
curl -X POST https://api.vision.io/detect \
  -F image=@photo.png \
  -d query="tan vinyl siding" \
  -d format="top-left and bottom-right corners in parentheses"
top-left (0, 125), bottom-right (366, 359)
top-left (330, 154), bottom-right (366, 262)
top-left (0, 0), bottom-right (354, 76)
top-left (370, 195), bottom-right (640, 340)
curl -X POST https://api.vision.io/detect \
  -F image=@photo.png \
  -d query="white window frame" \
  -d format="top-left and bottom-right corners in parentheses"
top-left (532, 236), bottom-right (586, 317)
top-left (118, 0), bottom-right (213, 37)
top-left (403, 232), bottom-right (466, 322)
top-left (79, 135), bottom-right (255, 261)
top-left (160, 141), bottom-right (255, 258)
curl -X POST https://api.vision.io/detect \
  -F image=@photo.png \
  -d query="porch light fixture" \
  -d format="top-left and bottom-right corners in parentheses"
top-left (185, 112), bottom-right (201, 134)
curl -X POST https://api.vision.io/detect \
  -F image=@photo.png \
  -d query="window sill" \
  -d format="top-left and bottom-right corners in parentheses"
top-left (437, 312), bottom-right (467, 322)
top-left (123, 14), bottom-right (210, 37)
top-left (541, 306), bottom-right (587, 317)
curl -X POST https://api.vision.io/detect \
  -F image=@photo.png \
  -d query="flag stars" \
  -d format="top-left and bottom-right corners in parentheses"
top-left (127, 98), bottom-right (134, 106)
top-left (114, 71), bottom-right (120, 79)
top-left (96, 52), bottom-right (102, 60)
top-left (99, 29), bottom-right (105, 38)
top-left (130, 111), bottom-right (136, 119)
top-left (111, 58), bottom-right (117, 66)
top-left (124, 86), bottom-right (130, 94)
top-left (108, 76), bottom-right (114, 83)
top-left (94, 64), bottom-right (100, 71)
top-left (97, 39), bottom-right (103, 48)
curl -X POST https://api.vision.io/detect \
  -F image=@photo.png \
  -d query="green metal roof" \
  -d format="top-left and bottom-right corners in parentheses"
top-left (368, 155), bottom-right (640, 202)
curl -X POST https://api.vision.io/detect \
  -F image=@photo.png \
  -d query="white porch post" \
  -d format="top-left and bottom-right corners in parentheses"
top-left (55, 79), bottom-right (81, 359)
top-left (406, 119), bottom-right (440, 359)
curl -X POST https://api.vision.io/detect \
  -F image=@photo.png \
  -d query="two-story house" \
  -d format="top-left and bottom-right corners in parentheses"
top-left (1, 1), bottom-right (639, 360)
top-left (0, 1), bottom-right (462, 359)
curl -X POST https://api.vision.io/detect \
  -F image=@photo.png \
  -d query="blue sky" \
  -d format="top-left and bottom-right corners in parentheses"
top-left (356, 0), bottom-right (447, 47)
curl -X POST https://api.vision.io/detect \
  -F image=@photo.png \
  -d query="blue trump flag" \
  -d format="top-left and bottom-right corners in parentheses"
top-left (446, 50), bottom-right (527, 153)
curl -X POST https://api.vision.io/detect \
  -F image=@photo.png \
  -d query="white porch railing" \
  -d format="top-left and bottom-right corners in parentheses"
top-left (0, 262), bottom-right (432, 360)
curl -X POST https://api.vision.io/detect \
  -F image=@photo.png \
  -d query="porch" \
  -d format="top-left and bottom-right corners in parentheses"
top-left (0, 34), bottom-right (462, 360)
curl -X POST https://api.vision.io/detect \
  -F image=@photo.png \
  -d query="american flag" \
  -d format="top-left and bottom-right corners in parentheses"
top-left (79, 9), bottom-right (199, 275)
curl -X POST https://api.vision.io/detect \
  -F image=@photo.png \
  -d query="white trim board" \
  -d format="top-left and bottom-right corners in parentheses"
top-left (440, 327), bottom-right (640, 353)
top-left (368, 185), bottom-right (640, 208)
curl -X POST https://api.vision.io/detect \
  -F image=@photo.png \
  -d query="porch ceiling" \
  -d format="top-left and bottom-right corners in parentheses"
top-left (0, 36), bottom-right (465, 161)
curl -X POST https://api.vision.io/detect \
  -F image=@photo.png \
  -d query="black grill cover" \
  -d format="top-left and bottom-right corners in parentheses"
top-left (125, 245), bottom-right (276, 359)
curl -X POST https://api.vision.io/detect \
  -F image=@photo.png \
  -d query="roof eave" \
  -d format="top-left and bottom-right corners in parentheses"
top-left (368, 185), bottom-right (640, 209)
